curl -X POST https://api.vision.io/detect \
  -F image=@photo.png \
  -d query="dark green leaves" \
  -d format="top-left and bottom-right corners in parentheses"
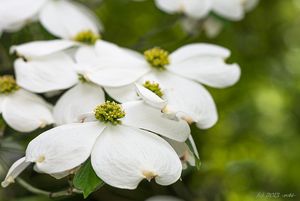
top-left (73, 159), bottom-right (104, 198)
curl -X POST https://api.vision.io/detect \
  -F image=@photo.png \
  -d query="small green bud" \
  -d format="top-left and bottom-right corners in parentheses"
top-left (143, 81), bottom-right (164, 98)
top-left (0, 75), bottom-right (20, 94)
top-left (94, 101), bottom-right (125, 125)
top-left (144, 47), bottom-right (170, 70)
top-left (73, 30), bottom-right (100, 45)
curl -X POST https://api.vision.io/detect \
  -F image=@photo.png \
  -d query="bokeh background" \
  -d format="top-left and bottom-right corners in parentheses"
top-left (1, 0), bottom-right (300, 201)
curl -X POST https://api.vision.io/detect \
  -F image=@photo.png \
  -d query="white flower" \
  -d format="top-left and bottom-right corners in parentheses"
top-left (0, 75), bottom-right (54, 132)
top-left (154, 0), bottom-right (259, 21)
top-left (145, 195), bottom-right (185, 201)
top-left (2, 101), bottom-right (191, 189)
top-left (0, 0), bottom-right (101, 37)
top-left (11, 41), bottom-right (150, 126)
top-left (82, 41), bottom-right (240, 129)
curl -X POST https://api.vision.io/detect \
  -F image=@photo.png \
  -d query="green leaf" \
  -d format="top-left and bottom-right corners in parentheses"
top-left (73, 159), bottom-right (104, 198)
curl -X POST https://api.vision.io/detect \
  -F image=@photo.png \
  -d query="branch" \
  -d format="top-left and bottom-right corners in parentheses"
top-left (16, 178), bottom-right (82, 198)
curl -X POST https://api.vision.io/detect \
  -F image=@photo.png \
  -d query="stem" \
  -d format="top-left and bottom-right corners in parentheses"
top-left (16, 178), bottom-right (81, 198)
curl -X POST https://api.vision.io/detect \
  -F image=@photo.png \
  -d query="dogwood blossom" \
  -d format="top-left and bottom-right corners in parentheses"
top-left (80, 41), bottom-right (240, 129)
top-left (11, 40), bottom-right (149, 125)
top-left (2, 101), bottom-right (190, 189)
top-left (0, 0), bottom-right (101, 37)
top-left (0, 75), bottom-right (54, 132)
top-left (154, 0), bottom-right (259, 21)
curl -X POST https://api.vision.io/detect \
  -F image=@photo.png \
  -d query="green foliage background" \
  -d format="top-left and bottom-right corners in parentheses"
top-left (1, 0), bottom-right (300, 200)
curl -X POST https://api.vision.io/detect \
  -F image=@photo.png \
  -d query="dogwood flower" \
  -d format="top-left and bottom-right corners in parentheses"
top-left (81, 41), bottom-right (240, 129)
top-left (154, 0), bottom-right (259, 21)
top-left (2, 101), bottom-right (190, 189)
top-left (0, 75), bottom-right (54, 132)
top-left (11, 41), bottom-right (148, 125)
top-left (0, 0), bottom-right (101, 38)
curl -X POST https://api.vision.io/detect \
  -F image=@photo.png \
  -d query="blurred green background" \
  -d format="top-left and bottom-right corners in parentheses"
top-left (1, 0), bottom-right (300, 201)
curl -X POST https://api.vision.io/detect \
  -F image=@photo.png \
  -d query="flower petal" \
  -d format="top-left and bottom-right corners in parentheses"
top-left (154, 0), bottom-right (183, 14)
top-left (88, 67), bottom-right (148, 87)
top-left (169, 44), bottom-right (241, 88)
top-left (135, 83), bottom-right (167, 109)
top-left (212, 0), bottom-right (244, 21)
top-left (104, 84), bottom-right (138, 103)
top-left (170, 43), bottom-right (230, 64)
top-left (2, 89), bottom-right (54, 132)
top-left (155, 72), bottom-right (218, 129)
top-left (77, 41), bottom-right (149, 87)
top-left (39, 0), bottom-right (101, 39)
top-left (91, 125), bottom-right (182, 189)
top-left (53, 83), bottom-right (105, 125)
top-left (1, 157), bottom-right (31, 188)
top-left (11, 40), bottom-right (77, 59)
top-left (0, 0), bottom-right (46, 30)
top-left (26, 122), bottom-right (105, 174)
top-left (183, 0), bottom-right (212, 19)
top-left (122, 101), bottom-right (190, 142)
top-left (14, 52), bottom-right (78, 93)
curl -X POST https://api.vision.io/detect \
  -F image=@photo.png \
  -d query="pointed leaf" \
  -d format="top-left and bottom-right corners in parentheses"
top-left (73, 159), bottom-right (104, 198)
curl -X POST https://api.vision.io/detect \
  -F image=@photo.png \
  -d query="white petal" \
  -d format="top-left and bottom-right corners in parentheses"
top-left (91, 125), bottom-right (182, 189)
top-left (104, 84), bottom-right (138, 103)
top-left (1, 157), bottom-right (31, 188)
top-left (212, 0), bottom-right (244, 21)
top-left (53, 83), bottom-right (105, 125)
top-left (122, 101), bottom-right (190, 142)
top-left (154, 0), bottom-right (183, 14)
top-left (77, 41), bottom-right (149, 87)
top-left (2, 89), bottom-right (54, 132)
top-left (169, 59), bottom-right (240, 88)
top-left (155, 72), bottom-right (218, 129)
top-left (183, 0), bottom-right (212, 19)
top-left (26, 122), bottom-right (105, 174)
top-left (135, 83), bottom-right (167, 109)
top-left (14, 52), bottom-right (78, 93)
top-left (170, 43), bottom-right (230, 64)
top-left (75, 46), bottom-right (102, 74)
top-left (11, 40), bottom-right (78, 59)
top-left (146, 196), bottom-right (184, 201)
top-left (39, 0), bottom-right (101, 39)
top-left (0, 0), bottom-right (46, 29)
top-left (169, 44), bottom-right (240, 88)
top-left (88, 67), bottom-right (148, 87)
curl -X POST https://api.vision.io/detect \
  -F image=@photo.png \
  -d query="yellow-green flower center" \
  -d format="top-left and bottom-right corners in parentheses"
top-left (94, 101), bottom-right (125, 125)
top-left (144, 47), bottom-right (170, 70)
top-left (0, 75), bottom-right (20, 94)
top-left (73, 30), bottom-right (100, 45)
top-left (143, 81), bottom-right (164, 98)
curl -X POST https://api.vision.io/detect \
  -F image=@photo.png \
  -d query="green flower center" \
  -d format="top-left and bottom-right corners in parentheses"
top-left (0, 75), bottom-right (20, 94)
top-left (144, 47), bottom-right (170, 70)
top-left (73, 30), bottom-right (100, 45)
top-left (94, 101), bottom-right (126, 125)
top-left (143, 81), bottom-right (164, 98)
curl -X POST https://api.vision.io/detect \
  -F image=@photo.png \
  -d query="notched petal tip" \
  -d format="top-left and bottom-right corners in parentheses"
top-left (1, 176), bottom-right (15, 188)
top-left (142, 170), bottom-right (157, 182)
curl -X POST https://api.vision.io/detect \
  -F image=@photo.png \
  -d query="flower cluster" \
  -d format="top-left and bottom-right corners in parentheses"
top-left (0, 0), bottom-right (250, 198)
